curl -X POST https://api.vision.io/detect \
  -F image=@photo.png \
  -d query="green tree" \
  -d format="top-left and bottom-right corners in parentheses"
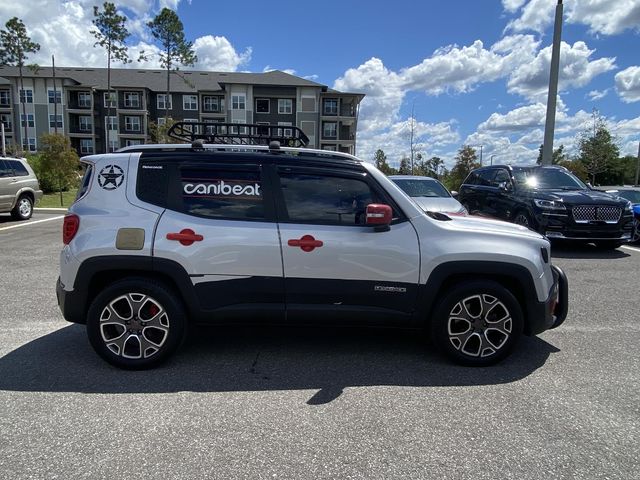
top-left (447, 145), bottom-right (480, 190)
top-left (398, 156), bottom-right (411, 175)
top-left (536, 144), bottom-right (567, 165)
top-left (0, 17), bottom-right (40, 155)
top-left (92, 2), bottom-right (131, 152)
top-left (417, 156), bottom-right (444, 178)
top-left (557, 159), bottom-right (588, 182)
top-left (144, 8), bottom-right (197, 121)
top-left (38, 134), bottom-right (80, 205)
top-left (149, 118), bottom-right (180, 144)
top-left (373, 149), bottom-right (395, 175)
top-left (578, 110), bottom-right (619, 185)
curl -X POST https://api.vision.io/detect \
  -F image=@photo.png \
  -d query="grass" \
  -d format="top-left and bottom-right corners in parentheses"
top-left (37, 188), bottom-right (78, 208)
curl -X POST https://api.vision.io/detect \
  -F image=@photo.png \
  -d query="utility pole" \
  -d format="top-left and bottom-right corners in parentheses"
top-left (479, 145), bottom-right (483, 166)
top-left (52, 55), bottom-right (58, 134)
top-left (542, 0), bottom-right (563, 165)
top-left (409, 101), bottom-right (415, 175)
top-left (635, 141), bottom-right (640, 186)
top-left (1, 122), bottom-right (5, 156)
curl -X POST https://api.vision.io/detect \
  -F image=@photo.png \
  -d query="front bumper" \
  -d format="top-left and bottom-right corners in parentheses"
top-left (527, 264), bottom-right (568, 335)
top-left (534, 211), bottom-right (634, 241)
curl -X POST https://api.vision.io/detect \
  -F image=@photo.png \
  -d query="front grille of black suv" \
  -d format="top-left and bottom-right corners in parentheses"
top-left (572, 205), bottom-right (621, 224)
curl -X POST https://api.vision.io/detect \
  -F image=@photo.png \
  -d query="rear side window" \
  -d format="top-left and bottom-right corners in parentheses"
top-left (279, 172), bottom-right (381, 225)
top-left (180, 167), bottom-right (264, 220)
top-left (476, 170), bottom-right (495, 186)
top-left (76, 164), bottom-right (93, 200)
top-left (7, 160), bottom-right (29, 176)
top-left (0, 160), bottom-right (11, 177)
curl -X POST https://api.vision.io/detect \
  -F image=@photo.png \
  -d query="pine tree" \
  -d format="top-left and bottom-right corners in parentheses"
top-left (578, 110), bottom-right (619, 185)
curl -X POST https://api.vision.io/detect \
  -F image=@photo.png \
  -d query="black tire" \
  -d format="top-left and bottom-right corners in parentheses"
top-left (632, 219), bottom-right (640, 244)
top-left (10, 194), bottom-right (33, 220)
top-left (430, 281), bottom-right (524, 366)
top-left (86, 277), bottom-right (187, 370)
top-left (594, 241), bottom-right (623, 250)
top-left (513, 210), bottom-right (534, 230)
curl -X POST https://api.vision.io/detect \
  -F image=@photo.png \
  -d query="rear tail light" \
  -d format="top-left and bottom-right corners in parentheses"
top-left (63, 214), bottom-right (80, 245)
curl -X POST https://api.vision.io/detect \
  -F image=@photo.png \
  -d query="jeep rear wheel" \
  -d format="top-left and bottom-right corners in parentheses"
top-left (431, 281), bottom-right (523, 366)
top-left (11, 195), bottom-right (33, 220)
top-left (86, 278), bottom-right (186, 369)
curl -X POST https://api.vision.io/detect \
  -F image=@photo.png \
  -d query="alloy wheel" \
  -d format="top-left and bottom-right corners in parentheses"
top-left (99, 293), bottom-right (170, 359)
top-left (18, 198), bottom-right (32, 218)
top-left (514, 214), bottom-right (530, 227)
top-left (447, 294), bottom-right (512, 358)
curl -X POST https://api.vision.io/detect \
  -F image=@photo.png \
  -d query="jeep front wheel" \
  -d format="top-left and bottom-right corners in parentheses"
top-left (86, 278), bottom-right (186, 369)
top-left (431, 281), bottom-right (523, 366)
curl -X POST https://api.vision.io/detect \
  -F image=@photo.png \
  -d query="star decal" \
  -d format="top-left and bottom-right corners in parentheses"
top-left (98, 165), bottom-right (124, 190)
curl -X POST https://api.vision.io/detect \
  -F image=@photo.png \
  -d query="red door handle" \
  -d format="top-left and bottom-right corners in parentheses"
top-left (166, 228), bottom-right (204, 246)
top-left (288, 234), bottom-right (323, 252)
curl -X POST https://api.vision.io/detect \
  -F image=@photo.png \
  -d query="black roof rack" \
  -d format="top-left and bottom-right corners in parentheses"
top-left (167, 121), bottom-right (309, 147)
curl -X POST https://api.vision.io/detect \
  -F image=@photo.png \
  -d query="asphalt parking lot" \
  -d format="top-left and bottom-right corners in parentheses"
top-left (1, 213), bottom-right (639, 479)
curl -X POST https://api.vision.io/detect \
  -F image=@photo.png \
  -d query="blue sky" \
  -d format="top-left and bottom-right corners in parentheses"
top-left (2, 0), bottom-right (639, 167)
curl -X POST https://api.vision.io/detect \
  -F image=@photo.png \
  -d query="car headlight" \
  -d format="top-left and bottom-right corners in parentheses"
top-left (533, 199), bottom-right (566, 210)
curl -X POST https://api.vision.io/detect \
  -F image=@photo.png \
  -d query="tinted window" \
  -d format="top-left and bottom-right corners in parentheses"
top-left (392, 178), bottom-right (450, 198)
top-left (463, 172), bottom-right (479, 185)
top-left (477, 169), bottom-right (495, 186)
top-left (76, 164), bottom-right (93, 200)
top-left (279, 173), bottom-right (380, 225)
top-left (493, 169), bottom-right (511, 186)
top-left (513, 168), bottom-right (587, 190)
top-left (7, 160), bottom-right (29, 176)
top-left (0, 160), bottom-right (12, 177)
top-left (613, 190), bottom-right (640, 203)
top-left (181, 167), bottom-right (264, 220)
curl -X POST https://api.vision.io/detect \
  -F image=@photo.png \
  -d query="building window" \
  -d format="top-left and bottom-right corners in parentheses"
top-left (19, 89), bottom-right (33, 104)
top-left (105, 116), bottom-right (118, 131)
top-left (48, 89), bottom-right (62, 104)
top-left (202, 96), bottom-right (219, 112)
top-left (183, 95), bottom-right (198, 110)
top-left (183, 118), bottom-right (200, 134)
top-left (323, 99), bottom-right (338, 115)
top-left (157, 117), bottom-right (166, 126)
top-left (20, 114), bottom-right (35, 128)
top-left (323, 122), bottom-right (337, 138)
top-left (278, 99), bottom-right (293, 114)
top-left (231, 95), bottom-right (246, 110)
top-left (22, 138), bottom-right (36, 152)
top-left (49, 114), bottom-right (63, 129)
top-left (124, 92), bottom-right (140, 108)
top-left (157, 94), bottom-right (172, 110)
top-left (0, 114), bottom-right (11, 131)
top-left (104, 92), bottom-right (117, 108)
top-left (78, 92), bottom-right (92, 107)
top-left (125, 139), bottom-right (142, 147)
top-left (108, 139), bottom-right (119, 151)
top-left (80, 139), bottom-right (94, 154)
top-left (0, 90), bottom-right (10, 106)
top-left (230, 120), bottom-right (247, 135)
top-left (255, 98), bottom-right (269, 113)
top-left (125, 116), bottom-right (141, 131)
top-left (278, 122), bottom-right (292, 137)
top-left (79, 116), bottom-right (92, 131)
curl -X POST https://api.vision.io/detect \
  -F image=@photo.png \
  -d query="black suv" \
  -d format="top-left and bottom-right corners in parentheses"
top-left (458, 165), bottom-right (634, 249)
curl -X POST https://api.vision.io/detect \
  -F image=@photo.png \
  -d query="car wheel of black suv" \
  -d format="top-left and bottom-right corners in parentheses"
top-left (86, 278), bottom-right (187, 370)
top-left (594, 241), bottom-right (623, 250)
top-left (431, 281), bottom-right (524, 366)
top-left (513, 210), bottom-right (535, 230)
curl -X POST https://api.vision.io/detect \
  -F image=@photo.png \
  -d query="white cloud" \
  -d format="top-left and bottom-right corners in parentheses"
top-left (586, 89), bottom-right (610, 101)
top-left (615, 66), bottom-right (640, 103)
top-left (0, 0), bottom-right (251, 72)
top-left (479, 103), bottom-right (547, 132)
top-left (507, 41), bottom-right (615, 100)
top-left (504, 0), bottom-right (640, 36)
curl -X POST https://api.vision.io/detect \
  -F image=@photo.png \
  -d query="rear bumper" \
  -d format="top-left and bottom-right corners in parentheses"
top-left (56, 277), bottom-right (86, 324)
top-left (527, 265), bottom-right (568, 335)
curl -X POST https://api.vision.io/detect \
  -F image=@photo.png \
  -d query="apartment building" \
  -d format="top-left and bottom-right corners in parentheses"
top-left (0, 66), bottom-right (364, 155)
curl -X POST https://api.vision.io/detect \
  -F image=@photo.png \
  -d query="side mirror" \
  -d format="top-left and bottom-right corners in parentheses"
top-left (450, 190), bottom-right (459, 198)
top-left (366, 204), bottom-right (392, 231)
top-left (586, 182), bottom-right (593, 189)
top-left (498, 181), bottom-right (512, 192)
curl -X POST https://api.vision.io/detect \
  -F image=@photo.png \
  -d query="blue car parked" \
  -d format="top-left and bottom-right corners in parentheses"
top-left (605, 188), bottom-right (640, 243)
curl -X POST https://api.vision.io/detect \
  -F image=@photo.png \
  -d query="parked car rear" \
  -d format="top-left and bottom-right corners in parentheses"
top-left (0, 157), bottom-right (43, 220)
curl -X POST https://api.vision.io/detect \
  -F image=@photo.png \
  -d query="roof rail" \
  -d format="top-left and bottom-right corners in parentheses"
top-left (167, 121), bottom-right (310, 147)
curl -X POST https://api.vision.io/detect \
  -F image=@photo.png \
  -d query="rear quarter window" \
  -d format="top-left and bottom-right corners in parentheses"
top-left (75, 164), bottom-right (93, 200)
top-left (7, 160), bottom-right (29, 176)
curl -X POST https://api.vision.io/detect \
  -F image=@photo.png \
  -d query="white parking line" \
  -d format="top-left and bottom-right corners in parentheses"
top-left (0, 216), bottom-right (64, 232)
top-left (621, 245), bottom-right (640, 254)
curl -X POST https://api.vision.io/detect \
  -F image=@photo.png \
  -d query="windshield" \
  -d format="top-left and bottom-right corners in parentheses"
top-left (512, 168), bottom-right (587, 190)
top-left (392, 178), bottom-right (450, 198)
top-left (612, 190), bottom-right (640, 203)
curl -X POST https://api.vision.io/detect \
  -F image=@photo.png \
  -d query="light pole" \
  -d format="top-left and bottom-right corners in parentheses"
top-left (541, 0), bottom-right (564, 165)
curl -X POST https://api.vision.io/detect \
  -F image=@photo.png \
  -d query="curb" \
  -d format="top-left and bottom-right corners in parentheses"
top-left (35, 207), bottom-right (68, 214)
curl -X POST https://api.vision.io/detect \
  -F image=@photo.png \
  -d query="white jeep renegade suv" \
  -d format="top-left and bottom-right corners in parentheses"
top-left (57, 123), bottom-right (567, 369)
